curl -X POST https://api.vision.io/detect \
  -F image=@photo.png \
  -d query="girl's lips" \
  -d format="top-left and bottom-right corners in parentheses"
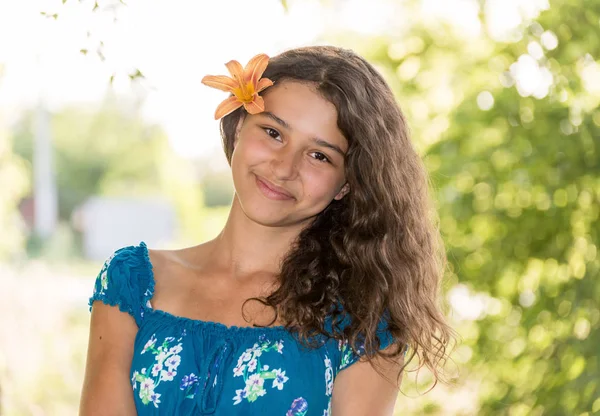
top-left (255, 175), bottom-right (294, 200)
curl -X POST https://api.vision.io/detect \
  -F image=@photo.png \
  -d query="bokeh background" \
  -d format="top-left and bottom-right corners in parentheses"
top-left (0, 0), bottom-right (598, 414)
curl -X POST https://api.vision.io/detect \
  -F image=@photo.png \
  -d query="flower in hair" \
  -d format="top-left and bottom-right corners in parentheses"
top-left (201, 53), bottom-right (274, 120)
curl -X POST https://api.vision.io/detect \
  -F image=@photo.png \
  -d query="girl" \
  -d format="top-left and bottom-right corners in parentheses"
top-left (80, 46), bottom-right (455, 415)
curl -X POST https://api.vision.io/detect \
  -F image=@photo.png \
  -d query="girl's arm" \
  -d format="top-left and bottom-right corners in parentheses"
top-left (331, 345), bottom-right (404, 416)
top-left (79, 301), bottom-right (138, 416)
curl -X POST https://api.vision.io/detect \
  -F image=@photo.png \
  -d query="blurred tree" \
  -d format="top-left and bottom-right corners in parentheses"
top-left (12, 97), bottom-right (166, 220)
top-left (11, 95), bottom-right (207, 245)
top-left (335, 0), bottom-right (600, 414)
top-left (0, 64), bottom-right (31, 261)
top-left (0, 119), bottom-right (30, 262)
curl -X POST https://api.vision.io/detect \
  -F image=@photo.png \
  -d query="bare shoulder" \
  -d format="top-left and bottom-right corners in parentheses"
top-left (331, 344), bottom-right (404, 416)
top-left (145, 242), bottom-right (214, 308)
top-left (147, 242), bottom-right (212, 274)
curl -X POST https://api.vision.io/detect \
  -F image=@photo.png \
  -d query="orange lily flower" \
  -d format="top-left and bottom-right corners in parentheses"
top-left (201, 53), bottom-right (274, 120)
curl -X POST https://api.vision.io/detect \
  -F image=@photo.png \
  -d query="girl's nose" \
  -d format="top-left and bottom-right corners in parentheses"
top-left (270, 147), bottom-right (300, 181)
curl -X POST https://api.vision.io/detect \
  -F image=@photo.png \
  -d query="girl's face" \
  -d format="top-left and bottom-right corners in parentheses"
top-left (230, 80), bottom-right (349, 228)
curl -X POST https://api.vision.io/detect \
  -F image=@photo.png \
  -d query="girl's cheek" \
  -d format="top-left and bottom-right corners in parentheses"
top-left (240, 135), bottom-right (270, 159)
top-left (304, 171), bottom-right (334, 196)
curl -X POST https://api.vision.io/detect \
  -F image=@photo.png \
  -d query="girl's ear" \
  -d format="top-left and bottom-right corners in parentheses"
top-left (333, 183), bottom-right (350, 200)
top-left (233, 114), bottom-right (246, 146)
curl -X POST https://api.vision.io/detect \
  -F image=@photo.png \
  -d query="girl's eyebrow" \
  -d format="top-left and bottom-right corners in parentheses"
top-left (263, 111), bottom-right (291, 130)
top-left (261, 111), bottom-right (346, 156)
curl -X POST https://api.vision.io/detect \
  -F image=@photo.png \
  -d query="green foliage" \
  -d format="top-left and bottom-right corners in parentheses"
top-left (344, 1), bottom-right (600, 414)
top-left (0, 65), bottom-right (30, 261)
top-left (10, 97), bottom-right (212, 245)
top-left (0, 121), bottom-right (30, 261)
top-left (12, 99), bottom-right (166, 220)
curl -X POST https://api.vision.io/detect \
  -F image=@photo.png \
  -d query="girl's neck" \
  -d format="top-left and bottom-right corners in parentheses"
top-left (206, 196), bottom-right (304, 280)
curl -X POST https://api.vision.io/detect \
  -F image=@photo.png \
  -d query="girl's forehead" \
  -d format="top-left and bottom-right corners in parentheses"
top-left (261, 81), bottom-right (348, 151)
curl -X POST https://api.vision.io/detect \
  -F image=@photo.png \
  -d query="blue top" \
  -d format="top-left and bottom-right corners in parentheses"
top-left (88, 242), bottom-right (405, 415)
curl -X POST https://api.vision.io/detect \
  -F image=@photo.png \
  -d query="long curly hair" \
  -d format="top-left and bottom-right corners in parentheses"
top-left (220, 46), bottom-right (457, 387)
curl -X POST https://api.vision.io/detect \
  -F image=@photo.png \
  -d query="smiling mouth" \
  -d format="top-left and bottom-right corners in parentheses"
top-left (255, 175), bottom-right (295, 201)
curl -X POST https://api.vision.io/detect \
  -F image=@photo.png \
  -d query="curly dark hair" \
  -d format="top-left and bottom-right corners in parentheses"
top-left (220, 45), bottom-right (457, 388)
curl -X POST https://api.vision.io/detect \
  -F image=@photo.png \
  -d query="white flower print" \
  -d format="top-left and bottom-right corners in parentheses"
top-left (160, 369), bottom-right (176, 382)
top-left (165, 355), bottom-right (181, 372)
top-left (324, 354), bottom-right (334, 396)
top-left (272, 369), bottom-right (289, 390)
top-left (240, 350), bottom-right (253, 363)
top-left (140, 378), bottom-right (155, 393)
top-left (96, 253), bottom-right (115, 294)
top-left (142, 335), bottom-right (157, 354)
top-left (232, 338), bottom-right (288, 405)
top-left (132, 332), bottom-right (190, 408)
top-left (131, 371), bottom-right (139, 390)
top-left (247, 373), bottom-right (264, 388)
top-left (151, 363), bottom-right (163, 377)
top-left (168, 344), bottom-right (183, 355)
top-left (244, 378), bottom-right (263, 400)
top-left (233, 388), bottom-right (248, 405)
top-left (247, 358), bottom-right (258, 372)
top-left (149, 392), bottom-right (161, 408)
top-left (156, 350), bottom-right (168, 363)
top-left (233, 364), bottom-right (245, 377)
top-left (100, 270), bottom-right (108, 291)
top-left (245, 373), bottom-right (267, 400)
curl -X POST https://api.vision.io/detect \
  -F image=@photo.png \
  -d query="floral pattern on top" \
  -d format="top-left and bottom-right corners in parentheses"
top-left (94, 252), bottom-right (115, 296)
top-left (323, 354), bottom-right (334, 415)
top-left (338, 339), bottom-right (365, 371)
top-left (131, 331), bottom-right (189, 408)
top-left (286, 397), bottom-right (308, 415)
top-left (232, 338), bottom-right (288, 405)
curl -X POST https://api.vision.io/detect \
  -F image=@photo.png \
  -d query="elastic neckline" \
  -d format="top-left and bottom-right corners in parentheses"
top-left (137, 241), bottom-right (289, 335)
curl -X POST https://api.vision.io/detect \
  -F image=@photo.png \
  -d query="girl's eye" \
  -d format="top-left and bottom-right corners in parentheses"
top-left (263, 127), bottom-right (281, 141)
top-left (311, 152), bottom-right (331, 164)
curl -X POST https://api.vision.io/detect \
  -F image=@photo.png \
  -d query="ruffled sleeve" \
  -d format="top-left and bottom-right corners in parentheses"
top-left (332, 311), bottom-right (409, 374)
top-left (88, 242), bottom-right (153, 327)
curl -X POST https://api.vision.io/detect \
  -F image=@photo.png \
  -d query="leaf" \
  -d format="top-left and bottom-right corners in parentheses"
top-left (128, 69), bottom-right (145, 80)
top-left (79, 49), bottom-right (88, 55)
top-left (39, 11), bottom-right (60, 19)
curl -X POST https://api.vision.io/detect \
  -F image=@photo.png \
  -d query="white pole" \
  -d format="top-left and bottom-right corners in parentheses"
top-left (33, 53), bottom-right (58, 239)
